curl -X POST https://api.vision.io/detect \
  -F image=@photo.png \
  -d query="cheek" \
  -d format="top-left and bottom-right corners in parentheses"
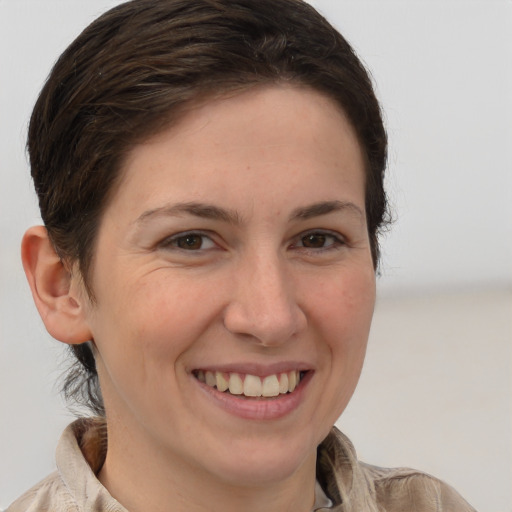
top-left (93, 273), bottom-right (223, 399)
top-left (308, 268), bottom-right (375, 411)
top-left (132, 274), bottom-right (221, 349)
top-left (91, 286), bottom-right (197, 421)
top-left (308, 266), bottom-right (375, 342)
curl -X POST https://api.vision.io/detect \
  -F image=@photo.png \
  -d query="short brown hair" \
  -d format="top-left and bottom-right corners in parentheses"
top-left (28, 0), bottom-right (388, 415)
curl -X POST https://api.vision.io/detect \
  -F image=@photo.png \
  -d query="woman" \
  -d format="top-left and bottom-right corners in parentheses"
top-left (8, 0), bottom-right (476, 510)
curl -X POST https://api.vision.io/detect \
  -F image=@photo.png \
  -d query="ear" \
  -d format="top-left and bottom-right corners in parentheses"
top-left (21, 226), bottom-right (93, 345)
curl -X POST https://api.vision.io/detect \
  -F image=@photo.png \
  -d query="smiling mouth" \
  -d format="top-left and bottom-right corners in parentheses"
top-left (193, 370), bottom-right (308, 398)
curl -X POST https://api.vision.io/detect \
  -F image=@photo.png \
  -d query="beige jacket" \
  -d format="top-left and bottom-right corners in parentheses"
top-left (7, 418), bottom-right (476, 511)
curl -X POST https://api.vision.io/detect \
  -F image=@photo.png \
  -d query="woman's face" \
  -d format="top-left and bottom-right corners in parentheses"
top-left (81, 85), bottom-right (375, 486)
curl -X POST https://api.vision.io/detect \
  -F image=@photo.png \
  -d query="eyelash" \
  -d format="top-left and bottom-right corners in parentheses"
top-left (158, 229), bottom-right (346, 254)
top-left (292, 230), bottom-right (346, 253)
top-left (158, 231), bottom-right (217, 252)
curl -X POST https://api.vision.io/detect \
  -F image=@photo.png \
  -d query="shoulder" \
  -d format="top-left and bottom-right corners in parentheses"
top-left (6, 471), bottom-right (78, 512)
top-left (319, 428), bottom-right (477, 512)
top-left (6, 418), bottom-right (111, 512)
top-left (360, 462), bottom-right (477, 512)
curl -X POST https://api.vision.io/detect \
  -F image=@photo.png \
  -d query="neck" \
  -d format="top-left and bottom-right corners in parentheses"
top-left (98, 418), bottom-right (318, 512)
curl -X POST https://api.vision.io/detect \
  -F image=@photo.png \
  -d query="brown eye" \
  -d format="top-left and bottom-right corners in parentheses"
top-left (160, 231), bottom-right (216, 252)
top-left (301, 233), bottom-right (327, 248)
top-left (176, 234), bottom-right (203, 250)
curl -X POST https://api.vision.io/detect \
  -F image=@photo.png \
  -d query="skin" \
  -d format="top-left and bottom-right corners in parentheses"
top-left (23, 85), bottom-right (376, 512)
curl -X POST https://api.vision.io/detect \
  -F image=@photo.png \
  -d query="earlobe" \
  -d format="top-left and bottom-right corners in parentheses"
top-left (21, 226), bottom-right (93, 345)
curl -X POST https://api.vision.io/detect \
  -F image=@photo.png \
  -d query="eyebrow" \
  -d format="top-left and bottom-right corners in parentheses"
top-left (135, 199), bottom-right (364, 225)
top-left (289, 200), bottom-right (364, 222)
top-left (135, 202), bottom-right (242, 225)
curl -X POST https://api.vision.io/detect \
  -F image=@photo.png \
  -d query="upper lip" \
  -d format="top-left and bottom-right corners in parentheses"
top-left (189, 362), bottom-right (313, 377)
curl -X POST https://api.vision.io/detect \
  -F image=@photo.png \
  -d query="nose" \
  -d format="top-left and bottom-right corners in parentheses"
top-left (223, 253), bottom-right (307, 346)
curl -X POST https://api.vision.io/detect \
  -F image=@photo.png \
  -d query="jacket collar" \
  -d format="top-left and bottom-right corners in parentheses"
top-left (57, 418), bottom-right (376, 512)
top-left (316, 427), bottom-right (380, 511)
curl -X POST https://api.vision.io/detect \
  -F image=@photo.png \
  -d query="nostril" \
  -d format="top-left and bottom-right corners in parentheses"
top-left (224, 303), bottom-right (305, 343)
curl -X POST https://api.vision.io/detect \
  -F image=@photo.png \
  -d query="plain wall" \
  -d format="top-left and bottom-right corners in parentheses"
top-left (1, 1), bottom-right (511, 510)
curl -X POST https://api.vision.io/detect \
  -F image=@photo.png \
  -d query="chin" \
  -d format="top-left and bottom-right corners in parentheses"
top-left (200, 432), bottom-right (318, 488)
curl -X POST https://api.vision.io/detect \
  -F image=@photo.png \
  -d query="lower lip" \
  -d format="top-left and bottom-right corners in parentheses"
top-left (193, 372), bottom-right (312, 421)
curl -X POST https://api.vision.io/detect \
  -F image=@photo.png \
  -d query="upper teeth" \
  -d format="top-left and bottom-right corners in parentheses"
top-left (196, 370), bottom-right (302, 397)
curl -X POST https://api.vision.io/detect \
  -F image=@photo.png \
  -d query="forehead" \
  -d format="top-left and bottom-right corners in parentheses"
top-left (106, 85), bottom-right (366, 223)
